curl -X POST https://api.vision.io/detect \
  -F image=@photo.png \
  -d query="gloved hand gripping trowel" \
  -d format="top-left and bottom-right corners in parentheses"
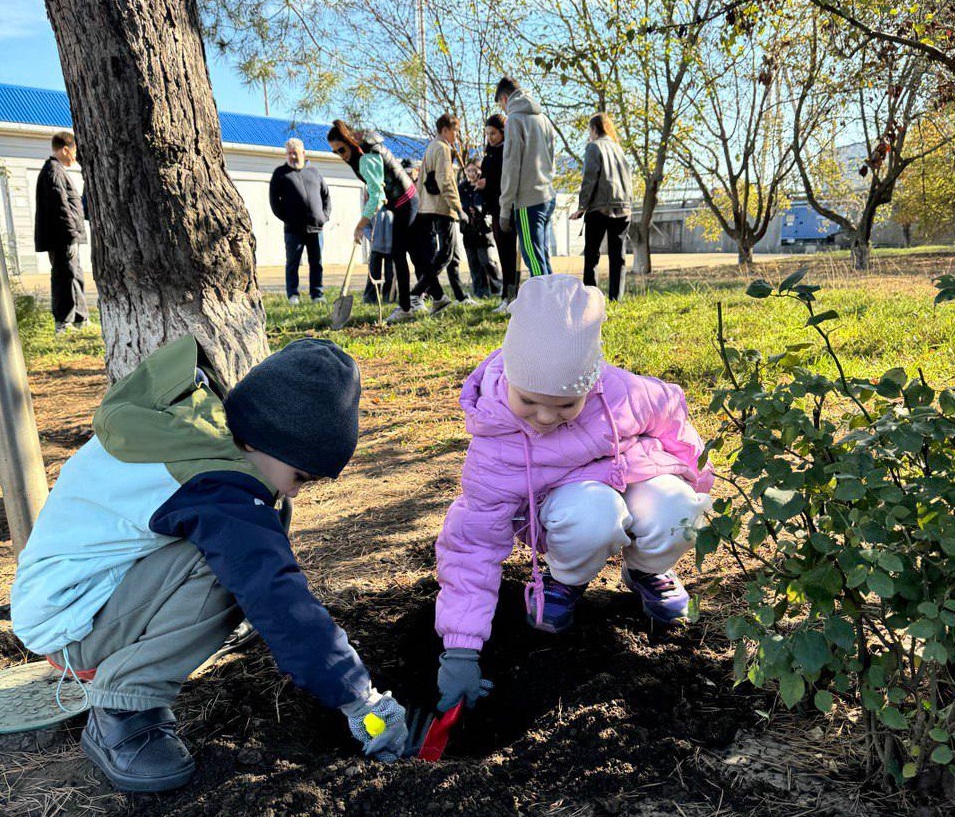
top-left (404, 648), bottom-right (493, 760)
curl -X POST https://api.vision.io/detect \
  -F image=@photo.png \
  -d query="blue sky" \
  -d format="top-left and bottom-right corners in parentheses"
top-left (0, 0), bottom-right (294, 120)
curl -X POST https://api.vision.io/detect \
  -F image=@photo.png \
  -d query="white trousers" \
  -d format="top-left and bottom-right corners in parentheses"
top-left (538, 476), bottom-right (713, 586)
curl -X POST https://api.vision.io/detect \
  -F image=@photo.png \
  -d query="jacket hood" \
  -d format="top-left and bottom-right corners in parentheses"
top-left (506, 89), bottom-right (542, 116)
top-left (460, 351), bottom-right (522, 437)
top-left (93, 335), bottom-right (273, 491)
top-left (460, 350), bottom-right (603, 439)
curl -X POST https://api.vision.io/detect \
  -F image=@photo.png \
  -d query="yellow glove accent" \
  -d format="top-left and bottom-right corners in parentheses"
top-left (363, 712), bottom-right (386, 737)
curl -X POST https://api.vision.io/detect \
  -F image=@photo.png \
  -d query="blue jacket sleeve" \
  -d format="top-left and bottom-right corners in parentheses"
top-left (150, 471), bottom-right (371, 709)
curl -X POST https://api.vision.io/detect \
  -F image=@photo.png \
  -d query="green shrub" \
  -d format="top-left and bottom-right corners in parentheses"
top-left (698, 270), bottom-right (955, 788)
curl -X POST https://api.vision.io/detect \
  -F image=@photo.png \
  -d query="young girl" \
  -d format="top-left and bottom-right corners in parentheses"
top-left (433, 275), bottom-right (714, 711)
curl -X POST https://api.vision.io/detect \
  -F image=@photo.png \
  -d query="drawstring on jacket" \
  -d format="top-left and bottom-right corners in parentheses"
top-left (521, 433), bottom-right (546, 626)
top-left (54, 650), bottom-right (91, 715)
top-left (522, 383), bottom-right (622, 625)
top-left (599, 389), bottom-right (623, 472)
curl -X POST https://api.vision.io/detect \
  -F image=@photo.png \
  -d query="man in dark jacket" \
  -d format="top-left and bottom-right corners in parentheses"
top-left (35, 131), bottom-right (88, 333)
top-left (269, 138), bottom-right (332, 304)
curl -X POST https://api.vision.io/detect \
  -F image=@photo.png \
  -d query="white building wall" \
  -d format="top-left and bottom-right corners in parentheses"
top-left (0, 123), bottom-right (364, 276)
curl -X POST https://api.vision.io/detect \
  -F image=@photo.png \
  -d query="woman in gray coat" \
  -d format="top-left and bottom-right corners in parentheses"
top-left (570, 113), bottom-right (633, 300)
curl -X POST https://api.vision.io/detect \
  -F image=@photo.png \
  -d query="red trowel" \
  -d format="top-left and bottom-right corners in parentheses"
top-left (404, 702), bottom-right (463, 761)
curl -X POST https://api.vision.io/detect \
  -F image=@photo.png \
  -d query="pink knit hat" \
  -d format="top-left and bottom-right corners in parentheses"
top-left (503, 275), bottom-right (606, 397)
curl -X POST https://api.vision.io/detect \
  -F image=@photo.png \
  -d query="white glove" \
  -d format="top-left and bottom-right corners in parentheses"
top-left (340, 686), bottom-right (408, 762)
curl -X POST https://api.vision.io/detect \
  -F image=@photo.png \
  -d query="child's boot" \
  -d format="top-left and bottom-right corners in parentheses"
top-left (621, 566), bottom-right (690, 625)
top-left (81, 706), bottom-right (195, 792)
top-left (526, 573), bottom-right (589, 633)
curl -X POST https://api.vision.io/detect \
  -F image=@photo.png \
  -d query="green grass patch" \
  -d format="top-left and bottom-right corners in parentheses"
top-left (266, 275), bottom-right (955, 406)
top-left (822, 243), bottom-right (955, 260)
top-left (16, 291), bottom-right (105, 370)
top-left (21, 270), bottom-right (955, 414)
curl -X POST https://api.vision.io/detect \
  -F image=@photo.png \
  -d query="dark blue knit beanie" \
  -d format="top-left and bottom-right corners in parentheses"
top-left (224, 339), bottom-right (360, 478)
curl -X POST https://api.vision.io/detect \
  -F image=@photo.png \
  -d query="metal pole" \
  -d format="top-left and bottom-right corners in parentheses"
top-left (0, 231), bottom-right (48, 557)
top-left (417, 0), bottom-right (428, 128)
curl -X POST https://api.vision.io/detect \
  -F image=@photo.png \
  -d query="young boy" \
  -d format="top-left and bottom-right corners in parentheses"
top-left (459, 161), bottom-right (503, 299)
top-left (11, 335), bottom-right (408, 792)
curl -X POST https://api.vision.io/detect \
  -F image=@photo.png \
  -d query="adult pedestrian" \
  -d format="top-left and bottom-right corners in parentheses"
top-left (269, 138), bottom-right (332, 305)
top-left (459, 160), bottom-right (502, 299)
top-left (416, 113), bottom-right (473, 313)
top-left (495, 77), bottom-right (557, 279)
top-left (570, 113), bottom-right (633, 301)
top-left (34, 131), bottom-right (88, 334)
top-left (327, 120), bottom-right (425, 324)
top-left (478, 114), bottom-right (520, 312)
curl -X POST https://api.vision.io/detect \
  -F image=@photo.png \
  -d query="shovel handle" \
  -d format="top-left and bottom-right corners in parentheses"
top-left (339, 242), bottom-right (359, 298)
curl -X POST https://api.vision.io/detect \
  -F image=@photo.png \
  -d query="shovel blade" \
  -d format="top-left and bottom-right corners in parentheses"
top-left (404, 702), bottom-right (463, 762)
top-left (330, 294), bottom-right (354, 330)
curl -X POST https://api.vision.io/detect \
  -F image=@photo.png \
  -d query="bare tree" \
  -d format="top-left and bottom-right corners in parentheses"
top-left (508, 0), bottom-right (720, 277)
top-left (46, 0), bottom-right (269, 385)
top-left (792, 19), bottom-right (955, 269)
top-left (203, 0), bottom-right (513, 153)
top-left (674, 16), bottom-right (799, 267)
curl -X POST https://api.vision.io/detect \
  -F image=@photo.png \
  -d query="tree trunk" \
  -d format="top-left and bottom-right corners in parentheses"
top-left (45, 0), bottom-right (269, 387)
top-left (902, 223), bottom-right (912, 248)
top-left (631, 219), bottom-right (652, 278)
top-left (851, 239), bottom-right (871, 271)
top-left (737, 242), bottom-right (754, 268)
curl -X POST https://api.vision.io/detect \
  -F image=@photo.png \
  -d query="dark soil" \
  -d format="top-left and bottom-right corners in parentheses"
top-left (119, 575), bottom-right (764, 817)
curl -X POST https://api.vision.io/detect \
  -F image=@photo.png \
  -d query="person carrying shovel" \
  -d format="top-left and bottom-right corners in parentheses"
top-left (431, 275), bottom-right (715, 712)
top-left (327, 120), bottom-right (429, 325)
top-left (11, 337), bottom-right (409, 792)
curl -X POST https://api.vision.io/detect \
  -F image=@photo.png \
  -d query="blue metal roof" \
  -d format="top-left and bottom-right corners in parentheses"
top-left (0, 82), bottom-right (426, 159)
top-left (0, 83), bottom-right (73, 129)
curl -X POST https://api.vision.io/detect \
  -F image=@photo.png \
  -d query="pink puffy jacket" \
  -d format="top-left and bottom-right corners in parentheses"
top-left (435, 350), bottom-right (715, 650)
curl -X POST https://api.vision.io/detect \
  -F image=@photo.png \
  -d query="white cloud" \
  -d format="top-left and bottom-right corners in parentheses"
top-left (0, 0), bottom-right (48, 42)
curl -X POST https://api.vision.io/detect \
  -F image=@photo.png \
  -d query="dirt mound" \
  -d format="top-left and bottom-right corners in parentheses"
top-left (107, 575), bottom-right (765, 817)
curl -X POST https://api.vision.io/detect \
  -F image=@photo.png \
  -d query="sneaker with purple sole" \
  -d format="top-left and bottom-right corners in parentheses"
top-left (621, 566), bottom-right (690, 625)
top-left (526, 574), bottom-right (589, 634)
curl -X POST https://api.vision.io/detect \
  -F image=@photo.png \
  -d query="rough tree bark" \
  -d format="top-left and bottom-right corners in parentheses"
top-left (632, 219), bottom-right (653, 278)
top-left (45, 0), bottom-right (270, 386)
top-left (850, 231), bottom-right (872, 271)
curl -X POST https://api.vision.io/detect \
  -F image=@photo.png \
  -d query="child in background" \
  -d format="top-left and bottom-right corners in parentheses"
top-left (433, 275), bottom-right (714, 711)
top-left (363, 206), bottom-right (395, 304)
top-left (12, 336), bottom-right (408, 792)
top-left (459, 160), bottom-right (503, 299)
